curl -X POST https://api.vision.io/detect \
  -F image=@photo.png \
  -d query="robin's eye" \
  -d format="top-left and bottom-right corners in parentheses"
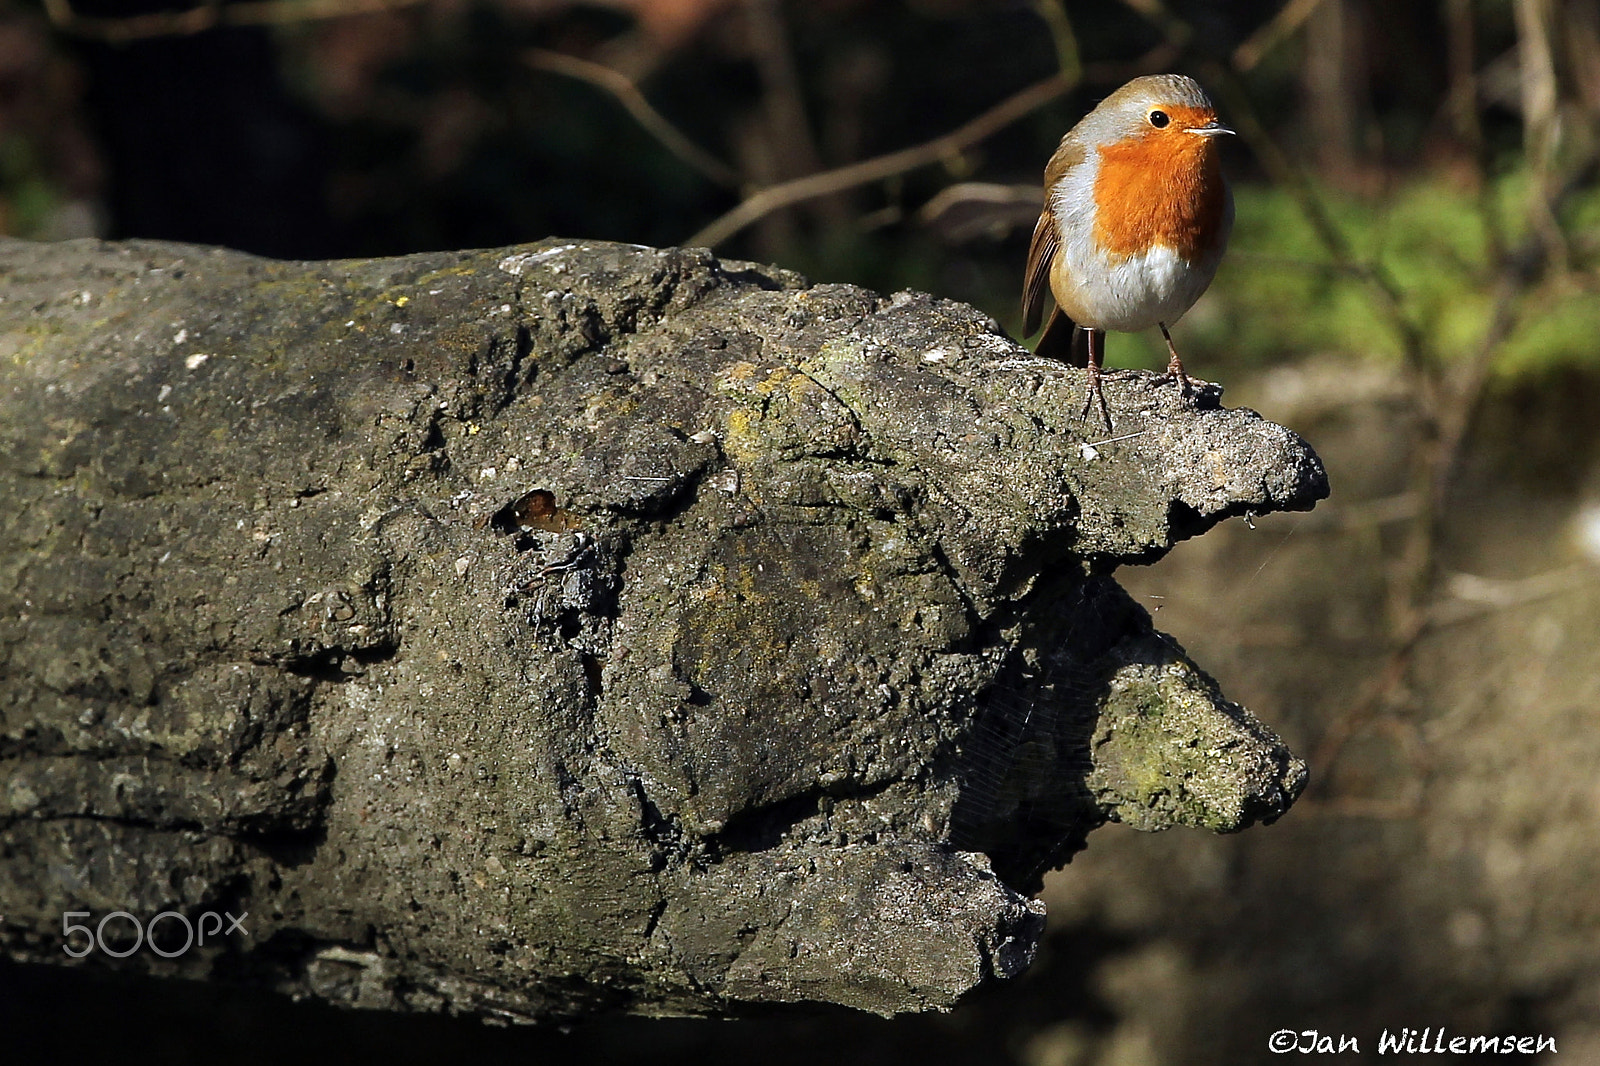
top-left (1148, 110), bottom-right (1170, 129)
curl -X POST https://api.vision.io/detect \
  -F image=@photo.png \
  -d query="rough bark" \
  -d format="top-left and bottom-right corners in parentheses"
top-left (0, 236), bottom-right (1325, 1021)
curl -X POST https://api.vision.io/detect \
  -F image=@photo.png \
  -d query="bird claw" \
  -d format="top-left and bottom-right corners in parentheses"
top-left (1080, 377), bottom-right (1113, 432)
top-left (1157, 328), bottom-right (1202, 398)
top-left (1156, 368), bottom-right (1199, 397)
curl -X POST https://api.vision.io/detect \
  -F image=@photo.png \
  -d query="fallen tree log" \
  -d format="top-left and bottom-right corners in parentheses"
top-left (0, 236), bottom-right (1324, 1020)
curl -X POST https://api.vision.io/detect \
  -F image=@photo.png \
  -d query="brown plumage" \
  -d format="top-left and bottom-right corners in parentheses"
top-left (1022, 75), bottom-right (1234, 429)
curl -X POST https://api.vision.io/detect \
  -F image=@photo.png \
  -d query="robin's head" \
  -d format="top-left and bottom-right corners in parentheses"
top-left (1077, 75), bottom-right (1234, 148)
top-left (1078, 75), bottom-right (1234, 261)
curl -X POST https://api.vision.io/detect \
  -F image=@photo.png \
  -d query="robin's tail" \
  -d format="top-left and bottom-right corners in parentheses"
top-left (1032, 307), bottom-right (1086, 366)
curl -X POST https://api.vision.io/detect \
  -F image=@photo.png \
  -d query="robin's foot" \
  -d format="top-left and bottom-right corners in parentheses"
top-left (1080, 362), bottom-right (1113, 432)
top-left (1160, 354), bottom-right (1198, 395)
top-left (1158, 323), bottom-right (1196, 396)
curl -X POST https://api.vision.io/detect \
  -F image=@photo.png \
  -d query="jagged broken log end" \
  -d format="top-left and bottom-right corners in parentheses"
top-left (0, 236), bottom-right (1325, 1021)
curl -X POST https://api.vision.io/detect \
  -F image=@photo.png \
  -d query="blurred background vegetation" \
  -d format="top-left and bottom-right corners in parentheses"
top-left (4, 0), bottom-right (1600, 1063)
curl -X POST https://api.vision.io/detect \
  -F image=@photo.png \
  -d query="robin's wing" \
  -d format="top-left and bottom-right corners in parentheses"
top-left (1033, 307), bottom-right (1085, 366)
top-left (1022, 209), bottom-right (1058, 337)
top-left (1022, 139), bottom-right (1085, 336)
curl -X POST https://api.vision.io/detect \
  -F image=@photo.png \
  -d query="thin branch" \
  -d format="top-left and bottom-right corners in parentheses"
top-left (1202, 61), bottom-right (1430, 378)
top-left (1306, 612), bottom-right (1428, 799)
top-left (42, 0), bottom-right (427, 43)
top-left (1232, 0), bottom-right (1331, 72)
top-left (1428, 276), bottom-right (1523, 514)
top-left (1115, 0), bottom-right (1575, 816)
top-left (524, 49), bottom-right (741, 189)
top-left (1115, 0), bottom-right (1193, 48)
top-left (1032, 0), bottom-right (1084, 84)
top-left (1514, 0), bottom-right (1571, 270)
top-left (1444, 0), bottom-right (1485, 154)
top-left (1115, 0), bottom-right (1432, 374)
top-left (1430, 565), bottom-right (1595, 626)
top-left (744, 0), bottom-right (825, 183)
top-left (686, 71), bottom-right (1078, 249)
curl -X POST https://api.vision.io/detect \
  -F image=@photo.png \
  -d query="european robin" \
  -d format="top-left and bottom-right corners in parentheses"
top-left (1022, 74), bottom-right (1234, 429)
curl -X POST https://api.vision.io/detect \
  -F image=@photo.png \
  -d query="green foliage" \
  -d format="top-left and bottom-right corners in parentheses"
top-left (1183, 171), bottom-right (1600, 380)
top-left (0, 135), bottom-right (61, 240)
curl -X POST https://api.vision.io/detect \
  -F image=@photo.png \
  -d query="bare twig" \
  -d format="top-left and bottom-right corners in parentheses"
top-left (681, 0), bottom-right (1090, 250)
top-left (1113, 0), bottom-right (1430, 373)
top-left (744, 0), bottom-right (825, 183)
top-left (42, 0), bottom-right (427, 42)
top-left (1115, 0), bottom-right (1192, 48)
top-left (1306, 613), bottom-right (1428, 796)
top-left (1429, 277), bottom-right (1523, 513)
top-left (1310, 551), bottom-right (1588, 785)
top-left (525, 49), bottom-right (741, 189)
top-left (1204, 64), bottom-right (1431, 377)
top-left (1232, 0), bottom-right (1332, 72)
top-left (1444, 0), bottom-right (1485, 153)
top-left (686, 71), bottom-right (1078, 248)
top-left (1032, 0), bottom-right (1084, 84)
top-left (1514, 0), bottom-right (1571, 270)
top-left (1431, 566), bottom-right (1596, 626)
top-left (1117, 0), bottom-right (1585, 814)
top-left (1445, 0), bottom-right (1508, 268)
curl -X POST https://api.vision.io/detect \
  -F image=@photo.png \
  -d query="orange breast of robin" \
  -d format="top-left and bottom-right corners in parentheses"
top-left (1091, 108), bottom-right (1227, 263)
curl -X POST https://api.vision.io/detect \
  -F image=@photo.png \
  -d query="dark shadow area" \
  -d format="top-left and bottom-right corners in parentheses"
top-left (949, 575), bottom-right (1137, 892)
top-left (1, 918), bottom-right (1136, 1066)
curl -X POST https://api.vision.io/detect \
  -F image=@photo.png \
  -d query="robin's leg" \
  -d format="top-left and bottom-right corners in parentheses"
top-left (1080, 328), bottom-right (1112, 431)
top-left (1158, 322), bottom-right (1193, 394)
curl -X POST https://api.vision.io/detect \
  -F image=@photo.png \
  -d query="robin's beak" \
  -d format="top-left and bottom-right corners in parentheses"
top-left (1188, 120), bottom-right (1235, 137)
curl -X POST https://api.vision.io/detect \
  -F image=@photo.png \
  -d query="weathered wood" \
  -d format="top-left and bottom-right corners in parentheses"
top-left (0, 237), bottom-right (1324, 1020)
